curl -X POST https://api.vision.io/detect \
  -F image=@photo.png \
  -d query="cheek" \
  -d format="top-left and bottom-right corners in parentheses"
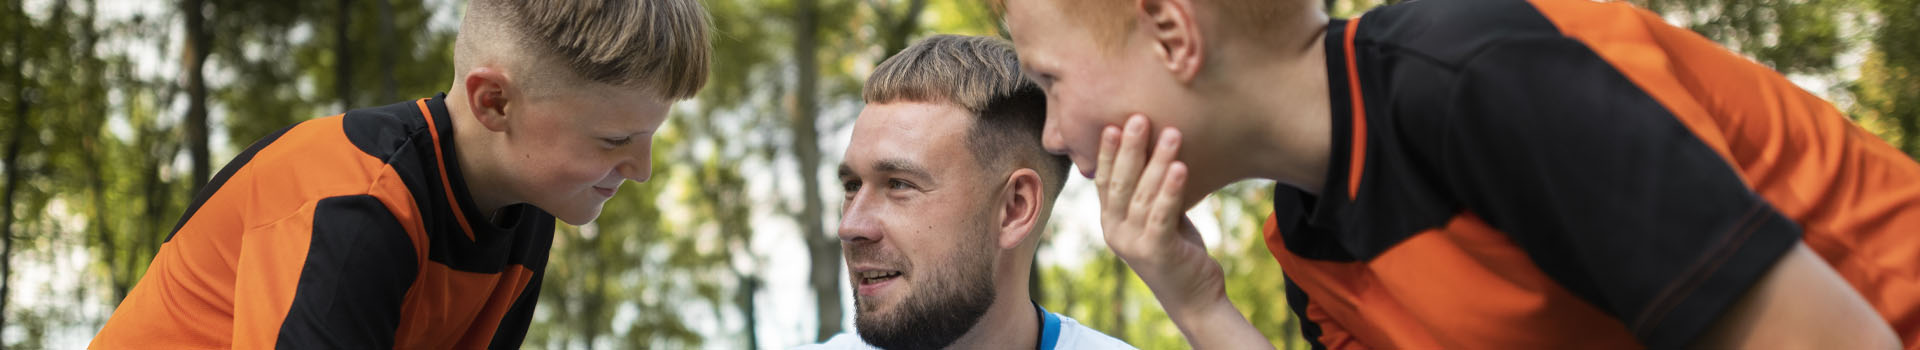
top-left (527, 145), bottom-right (614, 188)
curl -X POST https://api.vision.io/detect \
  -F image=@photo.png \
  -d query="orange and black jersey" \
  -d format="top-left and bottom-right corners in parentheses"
top-left (1268, 0), bottom-right (1920, 348)
top-left (92, 94), bottom-right (556, 349)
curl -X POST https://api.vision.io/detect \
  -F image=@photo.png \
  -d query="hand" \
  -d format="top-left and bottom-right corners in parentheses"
top-left (1093, 115), bottom-right (1224, 318)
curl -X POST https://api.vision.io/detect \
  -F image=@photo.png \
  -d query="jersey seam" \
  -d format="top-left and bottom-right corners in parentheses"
top-left (1629, 201), bottom-right (1768, 335)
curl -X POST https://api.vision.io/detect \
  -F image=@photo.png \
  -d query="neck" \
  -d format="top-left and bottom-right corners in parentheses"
top-left (945, 254), bottom-right (1040, 350)
top-left (445, 88), bottom-right (518, 224)
top-left (1193, 14), bottom-right (1334, 197)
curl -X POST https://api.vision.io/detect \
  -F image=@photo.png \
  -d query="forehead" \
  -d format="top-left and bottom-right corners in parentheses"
top-left (845, 102), bottom-right (976, 173)
top-left (1003, 0), bottom-right (1056, 48)
top-left (542, 83), bottom-right (674, 123)
top-left (1003, 1), bottom-right (1091, 69)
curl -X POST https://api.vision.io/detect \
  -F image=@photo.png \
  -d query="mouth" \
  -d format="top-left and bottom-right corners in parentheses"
top-left (854, 269), bottom-right (903, 296)
top-left (592, 186), bottom-right (617, 197)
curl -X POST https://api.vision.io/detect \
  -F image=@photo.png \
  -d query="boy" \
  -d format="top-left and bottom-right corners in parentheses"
top-left (1001, 0), bottom-right (1919, 348)
top-left (91, 0), bottom-right (710, 348)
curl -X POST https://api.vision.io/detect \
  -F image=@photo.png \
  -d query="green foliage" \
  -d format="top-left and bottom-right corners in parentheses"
top-left (0, 0), bottom-right (1915, 348)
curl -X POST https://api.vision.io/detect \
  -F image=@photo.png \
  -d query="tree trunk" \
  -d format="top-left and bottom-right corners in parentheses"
top-left (738, 273), bottom-right (760, 349)
top-left (792, 0), bottom-right (843, 341)
top-left (138, 129), bottom-right (173, 281)
top-left (1108, 258), bottom-right (1129, 340)
top-left (182, 0), bottom-right (212, 195)
top-left (1899, 103), bottom-right (1918, 157)
top-left (375, 0), bottom-right (398, 103)
top-left (1, 0), bottom-right (32, 334)
top-left (336, 0), bottom-right (354, 108)
top-left (78, 0), bottom-right (127, 303)
top-left (878, 0), bottom-right (927, 59)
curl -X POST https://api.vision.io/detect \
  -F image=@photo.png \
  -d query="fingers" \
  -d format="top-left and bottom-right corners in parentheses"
top-left (1129, 127), bottom-right (1180, 220)
top-left (1146, 161), bottom-right (1188, 233)
top-left (1104, 116), bottom-right (1152, 211)
top-left (1093, 125), bottom-right (1121, 202)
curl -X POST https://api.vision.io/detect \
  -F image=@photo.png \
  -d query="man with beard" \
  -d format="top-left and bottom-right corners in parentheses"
top-left (799, 35), bottom-right (1135, 350)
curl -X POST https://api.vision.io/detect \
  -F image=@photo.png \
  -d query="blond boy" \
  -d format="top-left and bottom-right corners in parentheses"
top-left (92, 1), bottom-right (709, 348)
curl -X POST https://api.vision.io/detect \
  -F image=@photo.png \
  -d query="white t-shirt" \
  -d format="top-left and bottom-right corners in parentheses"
top-left (794, 305), bottom-right (1135, 350)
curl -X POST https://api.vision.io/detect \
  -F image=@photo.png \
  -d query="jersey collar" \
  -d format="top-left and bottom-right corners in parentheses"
top-left (1034, 302), bottom-right (1061, 350)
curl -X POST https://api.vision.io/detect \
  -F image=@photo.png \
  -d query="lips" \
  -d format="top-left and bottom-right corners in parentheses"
top-left (857, 270), bottom-right (902, 285)
top-left (592, 186), bottom-right (617, 197)
top-left (853, 268), bottom-right (904, 297)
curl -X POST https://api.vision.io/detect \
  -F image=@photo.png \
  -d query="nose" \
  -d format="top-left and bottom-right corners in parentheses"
top-left (1041, 111), bottom-right (1068, 155)
top-left (616, 143), bottom-right (653, 183)
top-left (837, 191), bottom-right (883, 243)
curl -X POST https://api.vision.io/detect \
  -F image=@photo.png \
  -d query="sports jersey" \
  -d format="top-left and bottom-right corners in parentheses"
top-left (796, 303), bottom-right (1135, 350)
top-left (1267, 0), bottom-right (1920, 348)
top-left (92, 94), bottom-right (556, 349)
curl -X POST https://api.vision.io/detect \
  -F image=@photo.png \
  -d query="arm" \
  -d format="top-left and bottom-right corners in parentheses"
top-left (232, 195), bottom-right (419, 349)
top-left (1095, 116), bottom-right (1273, 349)
top-left (1443, 36), bottom-right (1894, 348)
top-left (1692, 243), bottom-right (1899, 349)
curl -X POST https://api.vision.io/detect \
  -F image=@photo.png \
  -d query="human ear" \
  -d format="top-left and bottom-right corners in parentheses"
top-left (463, 67), bottom-right (514, 132)
top-left (996, 168), bottom-right (1046, 249)
top-left (1140, 0), bottom-right (1204, 83)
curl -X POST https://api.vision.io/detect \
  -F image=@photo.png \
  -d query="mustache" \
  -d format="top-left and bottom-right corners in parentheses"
top-left (843, 241), bottom-right (908, 269)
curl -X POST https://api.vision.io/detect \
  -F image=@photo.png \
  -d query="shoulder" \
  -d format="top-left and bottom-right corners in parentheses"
top-left (791, 333), bottom-right (877, 350)
top-left (337, 98), bottom-right (435, 162)
top-left (1052, 313), bottom-right (1136, 350)
top-left (223, 102), bottom-right (430, 218)
top-left (1355, 0), bottom-right (1567, 68)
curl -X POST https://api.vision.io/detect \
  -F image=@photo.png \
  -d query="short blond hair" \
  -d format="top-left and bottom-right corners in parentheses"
top-left (864, 35), bottom-right (1069, 198)
top-left (998, 0), bottom-right (1305, 51)
top-left (460, 0), bottom-right (711, 100)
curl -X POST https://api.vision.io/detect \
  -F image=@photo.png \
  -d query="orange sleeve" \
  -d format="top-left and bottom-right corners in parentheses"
top-left (1286, 275), bottom-right (1367, 350)
top-left (232, 195), bottom-right (419, 348)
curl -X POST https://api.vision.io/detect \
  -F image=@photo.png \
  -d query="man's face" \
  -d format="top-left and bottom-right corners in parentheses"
top-left (838, 102), bottom-right (1003, 349)
top-left (1006, 0), bottom-right (1189, 179)
top-left (501, 85), bottom-right (669, 225)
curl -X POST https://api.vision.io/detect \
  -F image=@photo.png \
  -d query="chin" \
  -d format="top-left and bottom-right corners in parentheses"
top-left (553, 209), bottom-right (602, 226)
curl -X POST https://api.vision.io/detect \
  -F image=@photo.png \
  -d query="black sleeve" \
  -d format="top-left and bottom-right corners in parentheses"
top-left (488, 268), bottom-right (544, 349)
top-left (276, 195), bottom-right (419, 349)
top-left (1440, 36), bottom-right (1802, 349)
top-left (1284, 275), bottom-right (1328, 350)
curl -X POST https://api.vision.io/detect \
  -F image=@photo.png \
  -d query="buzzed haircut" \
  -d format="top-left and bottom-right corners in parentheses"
top-left (460, 0), bottom-right (711, 100)
top-left (863, 35), bottom-right (1071, 198)
top-left (994, 0), bottom-right (1307, 51)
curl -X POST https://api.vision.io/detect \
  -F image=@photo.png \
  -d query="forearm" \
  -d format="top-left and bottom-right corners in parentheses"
top-left (1692, 243), bottom-right (1900, 349)
top-left (1163, 293), bottom-right (1276, 350)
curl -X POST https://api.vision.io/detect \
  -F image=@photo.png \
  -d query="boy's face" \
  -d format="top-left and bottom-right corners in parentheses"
top-left (1005, 0), bottom-right (1193, 179)
top-left (502, 85), bottom-right (670, 225)
top-left (837, 102), bottom-right (1003, 349)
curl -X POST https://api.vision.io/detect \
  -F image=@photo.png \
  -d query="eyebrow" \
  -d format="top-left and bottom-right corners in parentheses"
top-left (839, 158), bottom-right (937, 184)
top-left (873, 158), bottom-right (933, 182)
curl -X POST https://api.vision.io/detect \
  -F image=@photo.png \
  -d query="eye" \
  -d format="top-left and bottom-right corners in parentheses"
top-left (842, 179), bottom-right (862, 196)
top-left (887, 179), bottom-right (913, 190)
top-left (602, 136), bottom-right (634, 147)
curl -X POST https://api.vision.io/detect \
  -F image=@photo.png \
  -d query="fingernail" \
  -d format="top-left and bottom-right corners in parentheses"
top-left (1126, 118), bottom-right (1145, 134)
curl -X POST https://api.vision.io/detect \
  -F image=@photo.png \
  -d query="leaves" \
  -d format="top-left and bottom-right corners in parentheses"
top-left (0, 0), bottom-right (1915, 348)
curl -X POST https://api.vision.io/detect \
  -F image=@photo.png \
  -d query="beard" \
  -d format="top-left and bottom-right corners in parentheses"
top-left (850, 218), bottom-right (1000, 349)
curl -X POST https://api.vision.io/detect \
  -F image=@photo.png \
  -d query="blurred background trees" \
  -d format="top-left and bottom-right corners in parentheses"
top-left (0, 0), bottom-right (1913, 348)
